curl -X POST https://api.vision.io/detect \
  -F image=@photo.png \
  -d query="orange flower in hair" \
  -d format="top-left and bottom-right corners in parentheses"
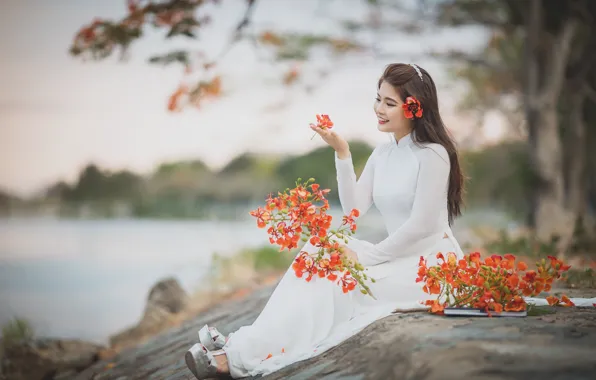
top-left (402, 96), bottom-right (423, 120)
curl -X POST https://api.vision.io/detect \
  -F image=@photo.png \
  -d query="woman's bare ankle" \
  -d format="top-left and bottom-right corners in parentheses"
top-left (213, 352), bottom-right (229, 373)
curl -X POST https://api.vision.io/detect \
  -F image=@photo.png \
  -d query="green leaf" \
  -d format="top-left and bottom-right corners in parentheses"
top-left (527, 305), bottom-right (555, 316)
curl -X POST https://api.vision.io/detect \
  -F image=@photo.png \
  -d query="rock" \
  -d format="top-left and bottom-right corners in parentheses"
top-left (146, 277), bottom-right (188, 314)
top-left (109, 277), bottom-right (188, 348)
top-left (1, 338), bottom-right (104, 380)
top-left (75, 285), bottom-right (596, 380)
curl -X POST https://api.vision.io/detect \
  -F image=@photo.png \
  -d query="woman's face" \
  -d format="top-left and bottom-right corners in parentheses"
top-left (374, 81), bottom-right (411, 134)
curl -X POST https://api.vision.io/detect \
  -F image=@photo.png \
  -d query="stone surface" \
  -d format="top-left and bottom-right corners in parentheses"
top-left (146, 278), bottom-right (188, 315)
top-left (75, 285), bottom-right (596, 380)
top-left (1, 338), bottom-right (104, 380)
top-left (110, 277), bottom-right (188, 348)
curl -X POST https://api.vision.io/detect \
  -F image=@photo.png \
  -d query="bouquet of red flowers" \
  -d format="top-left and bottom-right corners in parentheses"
top-left (417, 251), bottom-right (575, 315)
top-left (250, 178), bottom-right (374, 297)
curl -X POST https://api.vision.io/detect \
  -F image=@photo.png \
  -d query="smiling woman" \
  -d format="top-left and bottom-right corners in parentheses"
top-left (184, 63), bottom-right (469, 379)
top-left (374, 63), bottom-right (465, 226)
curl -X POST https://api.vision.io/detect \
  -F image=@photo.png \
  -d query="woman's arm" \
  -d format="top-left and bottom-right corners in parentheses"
top-left (335, 147), bottom-right (378, 217)
top-left (356, 144), bottom-right (450, 266)
top-left (308, 122), bottom-right (375, 216)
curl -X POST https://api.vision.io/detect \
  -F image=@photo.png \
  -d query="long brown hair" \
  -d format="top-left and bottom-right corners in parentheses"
top-left (378, 63), bottom-right (464, 225)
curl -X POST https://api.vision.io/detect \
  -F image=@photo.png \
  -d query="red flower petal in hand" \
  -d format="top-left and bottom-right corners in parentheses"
top-left (310, 114), bottom-right (334, 140)
top-left (316, 114), bottom-right (334, 129)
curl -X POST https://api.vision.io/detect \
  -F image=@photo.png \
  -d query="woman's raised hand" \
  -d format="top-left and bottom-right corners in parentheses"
top-left (310, 124), bottom-right (350, 158)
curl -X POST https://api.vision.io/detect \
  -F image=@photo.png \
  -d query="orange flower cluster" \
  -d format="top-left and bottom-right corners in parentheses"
top-left (259, 31), bottom-right (284, 46)
top-left (310, 114), bottom-right (334, 140)
top-left (250, 178), bottom-right (373, 296)
top-left (168, 85), bottom-right (188, 112)
top-left (167, 76), bottom-right (222, 111)
top-left (283, 67), bottom-right (300, 86)
top-left (313, 114), bottom-right (334, 130)
top-left (417, 252), bottom-right (574, 315)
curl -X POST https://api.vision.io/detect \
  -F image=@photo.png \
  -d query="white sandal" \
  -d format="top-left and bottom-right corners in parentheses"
top-left (198, 324), bottom-right (227, 350)
top-left (185, 343), bottom-right (230, 379)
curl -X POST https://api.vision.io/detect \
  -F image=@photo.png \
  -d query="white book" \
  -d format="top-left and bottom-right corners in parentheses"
top-left (443, 308), bottom-right (527, 317)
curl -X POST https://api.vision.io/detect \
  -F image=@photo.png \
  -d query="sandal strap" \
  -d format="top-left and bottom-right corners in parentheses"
top-left (209, 327), bottom-right (227, 347)
top-left (205, 350), bottom-right (219, 372)
top-left (198, 325), bottom-right (227, 350)
top-left (186, 343), bottom-right (218, 378)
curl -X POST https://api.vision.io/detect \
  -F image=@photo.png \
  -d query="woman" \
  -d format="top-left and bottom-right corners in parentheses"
top-left (186, 62), bottom-right (466, 378)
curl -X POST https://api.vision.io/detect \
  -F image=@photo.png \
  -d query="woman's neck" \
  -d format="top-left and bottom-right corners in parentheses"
top-left (393, 128), bottom-right (413, 143)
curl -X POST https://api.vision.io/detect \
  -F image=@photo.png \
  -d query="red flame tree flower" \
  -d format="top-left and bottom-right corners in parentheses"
top-left (402, 96), bottom-right (423, 120)
top-left (249, 178), bottom-right (375, 297)
top-left (310, 114), bottom-right (334, 140)
top-left (417, 251), bottom-right (574, 315)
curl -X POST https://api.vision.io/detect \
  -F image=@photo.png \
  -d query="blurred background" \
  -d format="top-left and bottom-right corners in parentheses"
top-left (1, 0), bottom-right (595, 350)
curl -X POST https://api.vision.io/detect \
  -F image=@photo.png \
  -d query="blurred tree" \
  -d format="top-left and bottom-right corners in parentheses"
top-left (0, 189), bottom-right (20, 215)
top-left (149, 159), bottom-right (213, 197)
top-left (45, 181), bottom-right (73, 202)
top-left (275, 140), bottom-right (373, 203)
top-left (437, 0), bottom-right (596, 247)
top-left (460, 141), bottom-right (533, 218)
top-left (64, 164), bottom-right (145, 203)
top-left (69, 164), bottom-right (105, 201)
top-left (155, 159), bottom-right (210, 175)
top-left (214, 153), bottom-right (281, 203)
top-left (220, 153), bottom-right (277, 177)
top-left (105, 170), bottom-right (146, 199)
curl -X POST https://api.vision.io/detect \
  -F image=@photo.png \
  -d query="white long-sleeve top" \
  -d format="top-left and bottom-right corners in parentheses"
top-left (335, 132), bottom-right (455, 268)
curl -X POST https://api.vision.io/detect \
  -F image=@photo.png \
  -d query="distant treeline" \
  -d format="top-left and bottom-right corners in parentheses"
top-left (0, 140), bottom-right (560, 220)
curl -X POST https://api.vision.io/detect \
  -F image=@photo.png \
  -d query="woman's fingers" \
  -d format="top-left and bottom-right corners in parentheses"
top-left (310, 125), bottom-right (325, 135)
top-left (310, 125), bottom-right (332, 139)
top-left (313, 125), bottom-right (326, 133)
top-left (310, 125), bottom-right (342, 150)
top-left (319, 127), bottom-right (332, 138)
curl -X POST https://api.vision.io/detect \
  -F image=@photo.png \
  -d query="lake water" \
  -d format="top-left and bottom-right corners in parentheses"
top-left (0, 209), bottom-right (514, 344)
top-left (0, 217), bottom-right (277, 344)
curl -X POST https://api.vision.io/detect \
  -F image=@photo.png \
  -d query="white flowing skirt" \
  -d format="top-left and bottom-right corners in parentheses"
top-left (223, 236), bottom-right (459, 378)
top-left (222, 237), bottom-right (596, 378)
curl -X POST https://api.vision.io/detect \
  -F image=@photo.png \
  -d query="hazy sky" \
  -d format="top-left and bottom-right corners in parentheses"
top-left (0, 0), bottom-right (494, 196)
